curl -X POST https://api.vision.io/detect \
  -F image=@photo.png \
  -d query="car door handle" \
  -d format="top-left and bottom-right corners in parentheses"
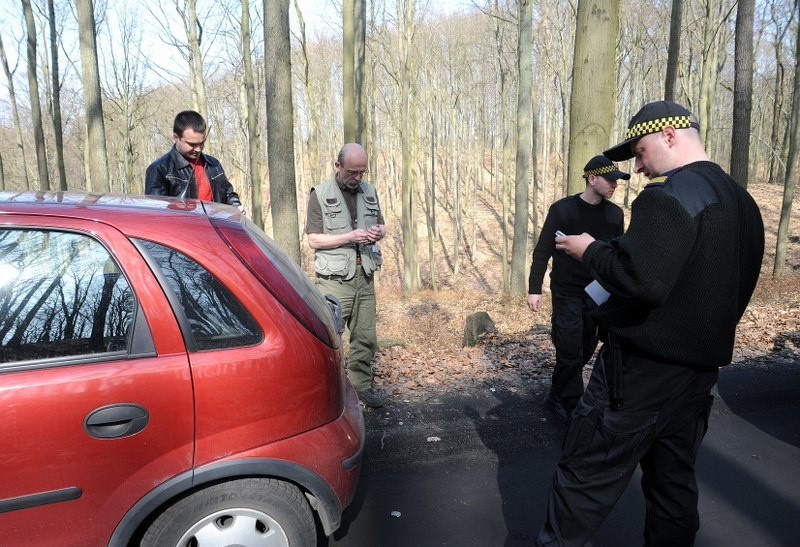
top-left (84, 404), bottom-right (150, 439)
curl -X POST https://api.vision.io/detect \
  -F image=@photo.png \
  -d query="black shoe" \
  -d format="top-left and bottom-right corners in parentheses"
top-left (545, 397), bottom-right (571, 423)
top-left (357, 388), bottom-right (384, 408)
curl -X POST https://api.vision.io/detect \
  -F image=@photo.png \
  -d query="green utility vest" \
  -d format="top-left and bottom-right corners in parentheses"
top-left (312, 178), bottom-right (383, 280)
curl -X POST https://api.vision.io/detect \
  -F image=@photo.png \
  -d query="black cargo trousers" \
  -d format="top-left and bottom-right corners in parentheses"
top-left (536, 343), bottom-right (718, 547)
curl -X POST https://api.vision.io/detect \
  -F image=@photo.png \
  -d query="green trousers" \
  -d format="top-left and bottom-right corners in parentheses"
top-left (317, 268), bottom-right (377, 392)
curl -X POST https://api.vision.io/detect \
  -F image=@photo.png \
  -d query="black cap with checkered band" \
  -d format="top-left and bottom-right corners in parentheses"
top-left (604, 101), bottom-right (701, 162)
top-left (583, 155), bottom-right (630, 181)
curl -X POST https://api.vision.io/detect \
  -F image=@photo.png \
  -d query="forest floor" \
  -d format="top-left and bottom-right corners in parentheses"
top-left (349, 181), bottom-right (800, 404)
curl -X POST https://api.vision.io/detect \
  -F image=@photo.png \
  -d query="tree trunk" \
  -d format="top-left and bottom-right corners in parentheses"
top-left (664, 0), bottom-right (684, 101)
top-left (294, 1), bottom-right (322, 184)
top-left (730, 0), bottom-right (755, 187)
top-left (425, 122), bottom-right (437, 290)
top-left (76, 0), bottom-right (110, 192)
top-left (22, 0), bottom-right (50, 191)
top-left (568, 0), bottom-right (618, 194)
top-left (399, 0), bottom-right (419, 295)
top-left (355, 0), bottom-right (367, 144)
top-left (343, 0), bottom-right (356, 143)
top-left (0, 31), bottom-right (31, 189)
top-left (242, 0), bottom-right (263, 226)
top-left (773, 18), bottom-right (800, 278)
top-left (510, 0), bottom-right (533, 296)
top-left (48, 0), bottom-right (67, 191)
top-left (264, 0), bottom-right (301, 263)
top-left (187, 0), bottom-right (208, 121)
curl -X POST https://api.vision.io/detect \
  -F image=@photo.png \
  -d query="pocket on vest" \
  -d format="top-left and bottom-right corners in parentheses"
top-left (315, 253), bottom-right (352, 276)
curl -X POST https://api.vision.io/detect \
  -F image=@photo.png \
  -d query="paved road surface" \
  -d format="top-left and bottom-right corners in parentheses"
top-left (329, 357), bottom-right (800, 547)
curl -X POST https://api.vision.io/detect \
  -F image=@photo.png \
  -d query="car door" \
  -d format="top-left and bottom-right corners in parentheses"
top-left (0, 217), bottom-right (194, 546)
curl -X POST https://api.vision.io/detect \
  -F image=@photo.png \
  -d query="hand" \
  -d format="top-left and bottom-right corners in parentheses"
top-left (351, 229), bottom-right (372, 245)
top-left (367, 225), bottom-right (384, 242)
top-left (555, 232), bottom-right (595, 262)
top-left (527, 294), bottom-right (542, 312)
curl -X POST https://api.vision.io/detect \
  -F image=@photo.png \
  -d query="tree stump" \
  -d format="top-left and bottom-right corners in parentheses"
top-left (462, 312), bottom-right (496, 347)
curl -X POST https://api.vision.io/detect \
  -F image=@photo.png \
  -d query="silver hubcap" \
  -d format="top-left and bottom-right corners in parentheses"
top-left (177, 507), bottom-right (289, 547)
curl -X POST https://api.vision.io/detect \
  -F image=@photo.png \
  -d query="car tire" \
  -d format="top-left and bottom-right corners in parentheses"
top-left (140, 478), bottom-right (316, 547)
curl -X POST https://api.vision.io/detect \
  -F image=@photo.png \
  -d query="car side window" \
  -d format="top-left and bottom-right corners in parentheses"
top-left (0, 229), bottom-right (134, 364)
top-left (136, 240), bottom-right (261, 351)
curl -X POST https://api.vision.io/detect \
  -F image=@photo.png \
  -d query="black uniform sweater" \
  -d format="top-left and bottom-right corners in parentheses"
top-left (528, 195), bottom-right (624, 296)
top-left (583, 161), bottom-right (764, 369)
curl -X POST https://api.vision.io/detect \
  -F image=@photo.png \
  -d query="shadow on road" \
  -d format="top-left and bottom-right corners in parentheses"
top-left (464, 387), bottom-right (565, 547)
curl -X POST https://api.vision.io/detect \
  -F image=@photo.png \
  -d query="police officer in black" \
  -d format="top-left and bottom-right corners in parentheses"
top-left (527, 155), bottom-right (627, 422)
top-left (535, 101), bottom-right (764, 546)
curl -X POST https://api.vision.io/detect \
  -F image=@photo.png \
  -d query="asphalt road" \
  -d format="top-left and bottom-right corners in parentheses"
top-left (329, 356), bottom-right (800, 547)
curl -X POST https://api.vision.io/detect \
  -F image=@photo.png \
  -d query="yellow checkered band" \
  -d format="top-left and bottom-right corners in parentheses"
top-left (625, 115), bottom-right (694, 140)
top-left (583, 164), bottom-right (617, 179)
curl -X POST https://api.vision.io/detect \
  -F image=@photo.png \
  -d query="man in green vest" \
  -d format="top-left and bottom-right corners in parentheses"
top-left (305, 143), bottom-right (386, 408)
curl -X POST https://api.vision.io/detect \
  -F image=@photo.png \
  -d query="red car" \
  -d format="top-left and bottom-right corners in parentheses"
top-left (0, 191), bottom-right (364, 546)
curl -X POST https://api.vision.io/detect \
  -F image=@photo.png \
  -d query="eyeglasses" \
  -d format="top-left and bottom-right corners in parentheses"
top-left (180, 138), bottom-right (206, 150)
top-left (344, 168), bottom-right (368, 177)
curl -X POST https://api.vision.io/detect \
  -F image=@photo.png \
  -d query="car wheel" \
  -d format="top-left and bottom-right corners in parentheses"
top-left (140, 478), bottom-right (316, 547)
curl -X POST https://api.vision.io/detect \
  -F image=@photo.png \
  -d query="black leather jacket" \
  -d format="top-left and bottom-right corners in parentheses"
top-left (145, 146), bottom-right (241, 206)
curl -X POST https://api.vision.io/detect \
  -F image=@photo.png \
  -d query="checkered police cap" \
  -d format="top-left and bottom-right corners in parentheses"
top-left (604, 101), bottom-right (700, 162)
top-left (583, 155), bottom-right (631, 181)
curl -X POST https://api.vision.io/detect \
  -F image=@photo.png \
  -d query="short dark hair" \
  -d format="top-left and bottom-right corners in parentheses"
top-left (173, 110), bottom-right (207, 136)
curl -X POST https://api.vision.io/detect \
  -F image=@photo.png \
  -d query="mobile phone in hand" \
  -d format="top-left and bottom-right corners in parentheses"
top-left (555, 230), bottom-right (566, 238)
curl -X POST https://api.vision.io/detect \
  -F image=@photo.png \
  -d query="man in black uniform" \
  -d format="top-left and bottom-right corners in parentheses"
top-left (527, 155), bottom-right (627, 422)
top-left (535, 101), bottom-right (764, 546)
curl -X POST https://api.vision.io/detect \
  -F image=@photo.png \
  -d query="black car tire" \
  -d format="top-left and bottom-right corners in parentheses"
top-left (140, 478), bottom-right (316, 547)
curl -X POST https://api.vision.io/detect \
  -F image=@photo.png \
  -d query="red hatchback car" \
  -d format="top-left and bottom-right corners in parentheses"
top-left (0, 192), bottom-right (364, 546)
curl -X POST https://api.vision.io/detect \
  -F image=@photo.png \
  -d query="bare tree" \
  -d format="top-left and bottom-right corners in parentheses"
top-left (355, 0), bottom-right (367, 144)
top-left (510, 0), bottom-right (533, 296)
top-left (765, 0), bottom-right (794, 185)
top-left (0, 30), bottom-right (31, 189)
top-left (21, 0), bottom-right (50, 191)
top-left (730, 0), bottom-right (755, 187)
top-left (399, 0), bottom-right (419, 294)
top-left (293, 0), bottom-right (322, 184)
top-left (343, 0), bottom-right (355, 142)
top-left (264, 0), bottom-right (301, 262)
top-left (47, 0), bottom-right (67, 191)
top-left (76, 0), bottom-right (110, 192)
top-left (774, 11), bottom-right (800, 278)
top-left (664, 0), bottom-right (684, 101)
top-left (185, 0), bottom-right (208, 120)
top-left (104, 2), bottom-right (148, 194)
top-left (568, 0), bottom-right (618, 194)
top-left (241, 0), bottom-right (263, 226)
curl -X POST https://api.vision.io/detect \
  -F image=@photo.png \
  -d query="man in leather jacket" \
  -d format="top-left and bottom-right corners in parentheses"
top-left (145, 110), bottom-right (243, 212)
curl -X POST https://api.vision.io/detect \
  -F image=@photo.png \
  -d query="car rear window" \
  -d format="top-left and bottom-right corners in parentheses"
top-left (211, 216), bottom-right (340, 348)
top-left (135, 240), bottom-right (262, 351)
top-left (0, 229), bottom-right (134, 365)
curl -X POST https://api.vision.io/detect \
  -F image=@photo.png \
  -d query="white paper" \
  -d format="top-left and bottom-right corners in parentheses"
top-left (585, 280), bottom-right (610, 305)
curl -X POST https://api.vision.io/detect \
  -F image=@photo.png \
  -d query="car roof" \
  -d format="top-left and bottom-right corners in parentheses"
top-left (0, 191), bottom-right (243, 240)
top-left (0, 191), bottom-right (208, 215)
